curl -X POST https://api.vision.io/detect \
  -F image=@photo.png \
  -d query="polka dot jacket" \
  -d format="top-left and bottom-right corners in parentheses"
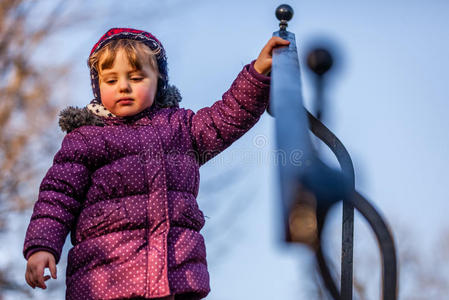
top-left (23, 60), bottom-right (271, 299)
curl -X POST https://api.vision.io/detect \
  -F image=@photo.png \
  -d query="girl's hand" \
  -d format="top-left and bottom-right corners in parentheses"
top-left (25, 251), bottom-right (57, 289)
top-left (254, 36), bottom-right (290, 76)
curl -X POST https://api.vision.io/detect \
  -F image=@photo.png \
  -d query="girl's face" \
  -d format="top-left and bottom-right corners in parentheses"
top-left (99, 48), bottom-right (158, 117)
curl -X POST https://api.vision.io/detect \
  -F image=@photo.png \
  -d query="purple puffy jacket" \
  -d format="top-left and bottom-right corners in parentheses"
top-left (23, 61), bottom-right (270, 299)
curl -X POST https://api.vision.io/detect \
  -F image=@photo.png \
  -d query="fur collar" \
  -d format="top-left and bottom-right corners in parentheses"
top-left (59, 106), bottom-right (105, 133)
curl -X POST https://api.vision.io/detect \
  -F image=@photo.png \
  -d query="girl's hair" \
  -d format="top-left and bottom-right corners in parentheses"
top-left (88, 39), bottom-right (162, 81)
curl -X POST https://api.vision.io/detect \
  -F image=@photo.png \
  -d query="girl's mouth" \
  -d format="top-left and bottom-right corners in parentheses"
top-left (117, 98), bottom-right (134, 104)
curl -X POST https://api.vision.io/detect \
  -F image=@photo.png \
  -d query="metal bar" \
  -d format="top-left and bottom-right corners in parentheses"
top-left (306, 110), bottom-right (355, 299)
top-left (341, 202), bottom-right (354, 299)
top-left (350, 192), bottom-right (398, 300)
top-left (309, 57), bottom-right (355, 298)
top-left (307, 110), bottom-right (397, 300)
top-left (308, 110), bottom-right (353, 299)
top-left (271, 27), bottom-right (350, 242)
top-left (270, 28), bottom-right (315, 242)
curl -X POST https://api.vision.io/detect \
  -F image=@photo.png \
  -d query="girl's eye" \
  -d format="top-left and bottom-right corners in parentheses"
top-left (131, 77), bottom-right (143, 82)
top-left (105, 79), bottom-right (116, 84)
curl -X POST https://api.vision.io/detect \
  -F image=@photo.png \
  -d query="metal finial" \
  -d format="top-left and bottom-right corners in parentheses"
top-left (275, 4), bottom-right (294, 31)
top-left (307, 48), bottom-right (333, 76)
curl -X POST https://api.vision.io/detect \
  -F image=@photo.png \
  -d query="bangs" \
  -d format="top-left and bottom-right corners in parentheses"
top-left (89, 39), bottom-right (161, 77)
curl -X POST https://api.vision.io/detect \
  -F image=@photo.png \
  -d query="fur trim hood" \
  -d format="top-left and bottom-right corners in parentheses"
top-left (59, 106), bottom-right (104, 133)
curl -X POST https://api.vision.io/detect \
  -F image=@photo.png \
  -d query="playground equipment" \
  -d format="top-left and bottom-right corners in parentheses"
top-left (270, 5), bottom-right (398, 300)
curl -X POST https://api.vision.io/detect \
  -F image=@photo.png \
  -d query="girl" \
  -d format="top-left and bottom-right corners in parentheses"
top-left (23, 28), bottom-right (289, 299)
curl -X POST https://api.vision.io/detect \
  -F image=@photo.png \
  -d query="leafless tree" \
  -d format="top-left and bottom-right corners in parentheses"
top-left (0, 0), bottom-right (86, 298)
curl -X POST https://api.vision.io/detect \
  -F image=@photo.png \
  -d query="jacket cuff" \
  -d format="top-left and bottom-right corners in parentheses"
top-left (23, 237), bottom-right (61, 263)
top-left (25, 246), bottom-right (58, 261)
top-left (248, 60), bottom-right (271, 84)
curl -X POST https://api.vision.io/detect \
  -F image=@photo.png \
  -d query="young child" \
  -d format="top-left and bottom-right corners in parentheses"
top-left (23, 28), bottom-right (289, 300)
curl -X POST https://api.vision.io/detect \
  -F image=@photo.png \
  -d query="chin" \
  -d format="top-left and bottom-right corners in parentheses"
top-left (115, 111), bottom-right (136, 117)
top-left (114, 106), bottom-right (150, 117)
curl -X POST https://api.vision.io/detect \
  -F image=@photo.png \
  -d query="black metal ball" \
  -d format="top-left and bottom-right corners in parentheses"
top-left (307, 48), bottom-right (333, 76)
top-left (276, 4), bottom-right (294, 22)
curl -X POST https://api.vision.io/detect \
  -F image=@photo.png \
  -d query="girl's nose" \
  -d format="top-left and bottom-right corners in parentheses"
top-left (118, 78), bottom-right (131, 92)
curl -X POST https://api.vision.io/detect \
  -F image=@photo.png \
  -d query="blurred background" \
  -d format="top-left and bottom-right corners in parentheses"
top-left (1, 0), bottom-right (448, 299)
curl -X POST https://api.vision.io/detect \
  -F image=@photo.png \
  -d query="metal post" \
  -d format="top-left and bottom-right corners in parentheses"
top-left (307, 48), bottom-right (354, 300)
top-left (269, 4), bottom-right (398, 300)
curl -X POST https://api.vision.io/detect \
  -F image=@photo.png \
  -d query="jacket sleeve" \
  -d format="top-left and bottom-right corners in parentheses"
top-left (186, 60), bottom-right (271, 166)
top-left (23, 130), bottom-right (90, 264)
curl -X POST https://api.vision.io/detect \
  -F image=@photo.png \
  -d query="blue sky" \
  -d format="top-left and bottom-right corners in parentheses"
top-left (6, 0), bottom-right (449, 299)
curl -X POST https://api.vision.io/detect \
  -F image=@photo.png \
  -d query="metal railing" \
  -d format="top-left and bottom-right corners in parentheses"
top-left (269, 5), bottom-right (398, 300)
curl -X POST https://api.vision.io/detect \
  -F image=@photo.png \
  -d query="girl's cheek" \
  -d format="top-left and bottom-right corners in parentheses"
top-left (136, 85), bottom-right (156, 102)
top-left (100, 87), bottom-right (116, 107)
top-left (102, 89), bottom-right (115, 99)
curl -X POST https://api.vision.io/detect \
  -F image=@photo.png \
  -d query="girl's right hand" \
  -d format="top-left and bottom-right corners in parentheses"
top-left (25, 250), bottom-right (57, 289)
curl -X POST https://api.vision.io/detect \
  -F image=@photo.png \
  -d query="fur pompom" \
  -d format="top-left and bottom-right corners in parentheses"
top-left (59, 106), bottom-right (104, 133)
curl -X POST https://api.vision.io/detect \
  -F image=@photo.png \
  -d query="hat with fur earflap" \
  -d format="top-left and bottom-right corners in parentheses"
top-left (89, 28), bottom-right (182, 112)
top-left (59, 28), bottom-right (182, 133)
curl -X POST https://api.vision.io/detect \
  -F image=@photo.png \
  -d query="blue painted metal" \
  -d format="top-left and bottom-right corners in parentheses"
top-left (269, 4), bottom-right (398, 300)
top-left (270, 28), bottom-right (350, 243)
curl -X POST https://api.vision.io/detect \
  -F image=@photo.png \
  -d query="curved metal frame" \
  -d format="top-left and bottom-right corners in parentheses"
top-left (270, 5), bottom-right (398, 299)
top-left (308, 110), bottom-right (398, 300)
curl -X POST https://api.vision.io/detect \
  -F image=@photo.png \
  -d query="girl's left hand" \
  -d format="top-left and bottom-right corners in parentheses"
top-left (254, 36), bottom-right (290, 76)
